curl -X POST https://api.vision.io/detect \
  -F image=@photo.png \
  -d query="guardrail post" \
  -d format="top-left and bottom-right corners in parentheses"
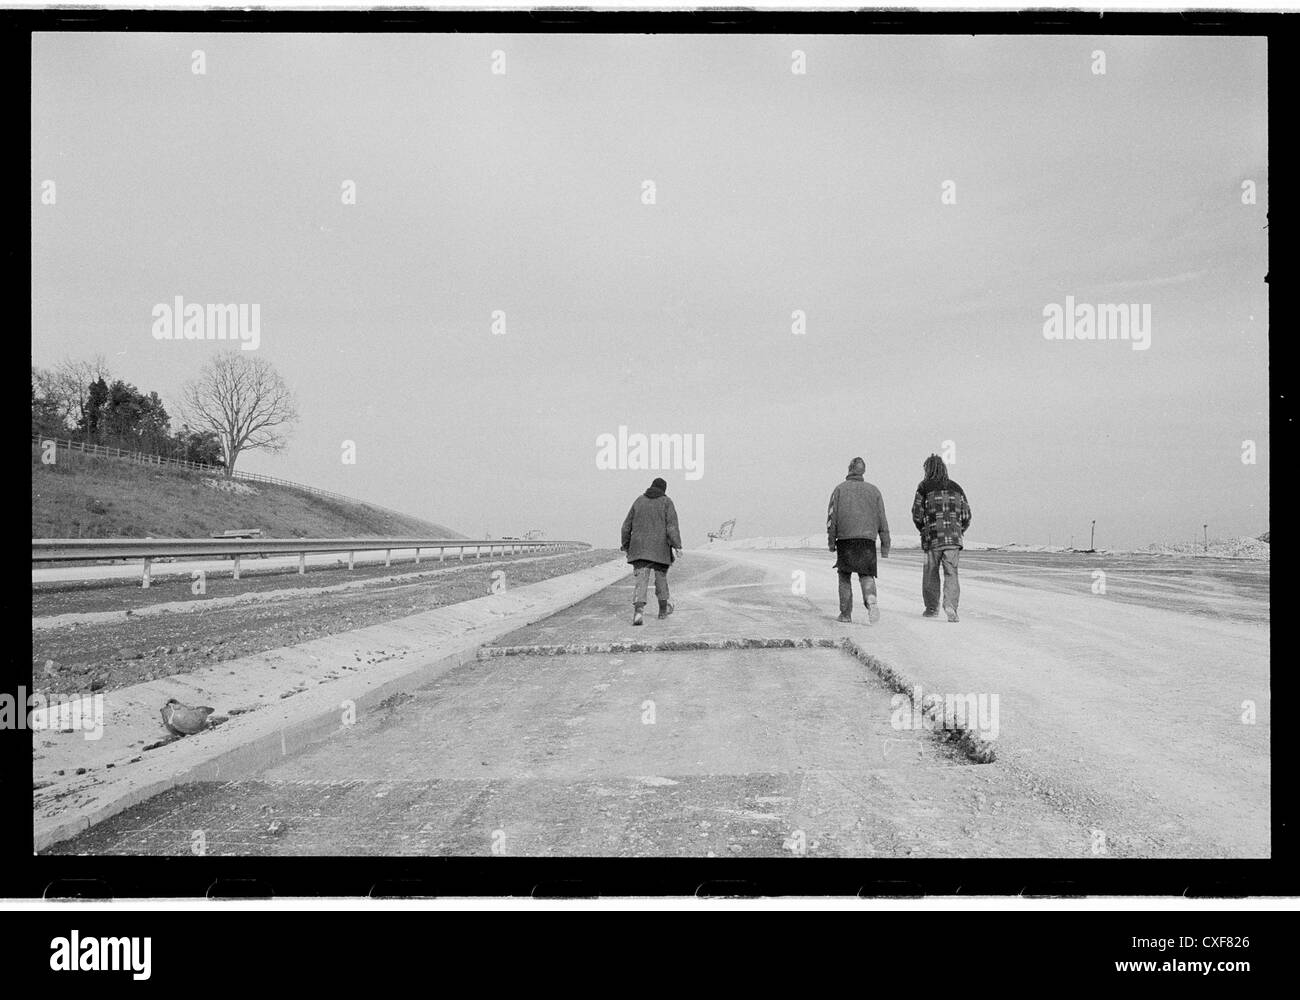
top-left (233, 556), bottom-right (241, 581)
top-left (348, 551), bottom-right (355, 571)
top-left (459, 546), bottom-right (465, 562)
top-left (476, 544), bottom-right (482, 559)
top-left (142, 558), bottom-right (152, 589)
top-left (415, 548), bottom-right (420, 565)
top-left (299, 552), bottom-right (306, 575)
top-left (385, 548), bottom-right (391, 567)
top-left (437, 547), bottom-right (443, 563)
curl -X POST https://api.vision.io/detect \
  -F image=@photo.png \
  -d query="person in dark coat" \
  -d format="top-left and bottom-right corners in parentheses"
top-left (911, 453), bottom-right (972, 622)
top-left (827, 456), bottom-right (891, 623)
top-left (620, 477), bottom-right (683, 626)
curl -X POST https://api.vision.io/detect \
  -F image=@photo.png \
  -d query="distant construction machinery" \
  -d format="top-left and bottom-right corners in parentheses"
top-left (707, 519), bottom-right (736, 543)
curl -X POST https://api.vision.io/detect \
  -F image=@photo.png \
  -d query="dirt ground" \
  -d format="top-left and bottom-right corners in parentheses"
top-left (953, 550), bottom-right (1269, 625)
top-left (32, 549), bottom-right (619, 696)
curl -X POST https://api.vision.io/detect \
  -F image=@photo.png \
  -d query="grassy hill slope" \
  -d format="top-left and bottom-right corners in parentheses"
top-left (33, 450), bottom-right (462, 539)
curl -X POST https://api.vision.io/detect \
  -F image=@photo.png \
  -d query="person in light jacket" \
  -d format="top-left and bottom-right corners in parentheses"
top-left (620, 477), bottom-right (683, 626)
top-left (827, 456), bottom-right (891, 624)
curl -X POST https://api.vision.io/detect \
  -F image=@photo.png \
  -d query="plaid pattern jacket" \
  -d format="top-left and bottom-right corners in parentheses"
top-left (911, 477), bottom-right (971, 552)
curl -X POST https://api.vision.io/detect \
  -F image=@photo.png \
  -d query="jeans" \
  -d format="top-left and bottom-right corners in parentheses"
top-left (838, 572), bottom-right (877, 617)
top-left (633, 564), bottom-right (669, 608)
top-left (923, 547), bottom-right (960, 612)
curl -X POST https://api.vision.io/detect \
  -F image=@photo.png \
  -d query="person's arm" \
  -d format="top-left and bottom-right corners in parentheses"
top-left (620, 504), bottom-right (634, 552)
top-left (827, 486), bottom-right (839, 551)
top-left (665, 499), bottom-right (683, 554)
top-left (911, 489), bottom-right (926, 532)
top-left (877, 488), bottom-right (891, 558)
top-left (960, 490), bottom-right (972, 533)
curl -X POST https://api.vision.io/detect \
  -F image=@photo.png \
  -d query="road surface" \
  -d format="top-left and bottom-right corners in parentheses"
top-left (47, 548), bottom-right (1269, 858)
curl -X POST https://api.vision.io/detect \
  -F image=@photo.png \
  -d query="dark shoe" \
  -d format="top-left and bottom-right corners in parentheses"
top-left (944, 606), bottom-right (959, 623)
top-left (836, 613), bottom-right (852, 623)
top-left (658, 601), bottom-right (674, 619)
top-left (922, 609), bottom-right (939, 618)
top-left (632, 607), bottom-right (644, 626)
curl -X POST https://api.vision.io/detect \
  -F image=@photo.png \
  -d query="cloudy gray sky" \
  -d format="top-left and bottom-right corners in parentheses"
top-left (32, 32), bottom-right (1267, 548)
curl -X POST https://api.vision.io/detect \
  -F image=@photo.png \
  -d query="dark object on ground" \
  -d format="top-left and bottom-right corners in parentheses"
top-left (160, 698), bottom-right (215, 736)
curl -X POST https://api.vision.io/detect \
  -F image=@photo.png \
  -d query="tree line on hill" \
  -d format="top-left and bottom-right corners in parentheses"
top-left (32, 353), bottom-right (298, 477)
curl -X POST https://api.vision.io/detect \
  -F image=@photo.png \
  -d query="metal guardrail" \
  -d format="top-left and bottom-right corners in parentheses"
top-left (32, 537), bottom-right (591, 588)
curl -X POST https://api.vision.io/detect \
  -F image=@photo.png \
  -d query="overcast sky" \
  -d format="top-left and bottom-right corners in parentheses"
top-left (32, 32), bottom-right (1268, 548)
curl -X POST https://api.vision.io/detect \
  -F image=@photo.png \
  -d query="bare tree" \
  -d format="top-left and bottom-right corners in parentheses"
top-left (32, 365), bottom-right (64, 423)
top-left (182, 353), bottom-right (299, 477)
top-left (45, 355), bottom-right (112, 431)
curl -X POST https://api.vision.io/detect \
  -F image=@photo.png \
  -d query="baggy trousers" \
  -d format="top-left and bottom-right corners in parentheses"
top-left (923, 546), bottom-right (960, 613)
top-left (632, 562), bottom-right (669, 608)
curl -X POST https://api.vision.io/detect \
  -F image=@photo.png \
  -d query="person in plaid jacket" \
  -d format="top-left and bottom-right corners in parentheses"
top-left (911, 454), bottom-right (971, 622)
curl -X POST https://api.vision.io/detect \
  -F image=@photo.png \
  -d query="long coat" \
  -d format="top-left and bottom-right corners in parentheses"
top-left (621, 490), bottom-right (682, 565)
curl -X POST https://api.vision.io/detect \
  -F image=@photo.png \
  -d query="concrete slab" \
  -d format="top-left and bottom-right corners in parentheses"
top-left (48, 647), bottom-right (1089, 858)
top-left (32, 558), bottom-right (630, 851)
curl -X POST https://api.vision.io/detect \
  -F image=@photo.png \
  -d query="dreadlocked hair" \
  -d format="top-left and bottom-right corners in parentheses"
top-left (923, 454), bottom-right (949, 485)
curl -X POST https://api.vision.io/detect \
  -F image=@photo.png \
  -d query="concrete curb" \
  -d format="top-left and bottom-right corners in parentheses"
top-left (480, 637), bottom-right (842, 657)
top-left (33, 558), bottom-right (631, 853)
top-left (841, 639), bottom-right (997, 764)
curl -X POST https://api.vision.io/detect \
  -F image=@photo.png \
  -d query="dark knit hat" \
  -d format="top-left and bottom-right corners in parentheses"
top-left (848, 457), bottom-right (865, 474)
top-left (651, 477), bottom-right (668, 491)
